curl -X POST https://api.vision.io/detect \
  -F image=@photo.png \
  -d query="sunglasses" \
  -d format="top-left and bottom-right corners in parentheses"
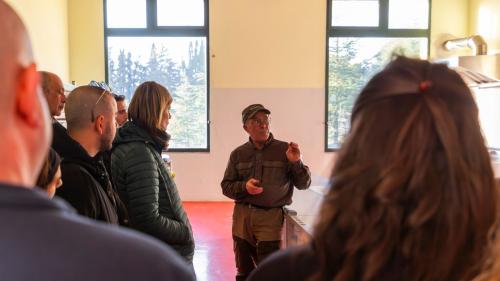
top-left (88, 80), bottom-right (112, 92)
top-left (88, 81), bottom-right (112, 122)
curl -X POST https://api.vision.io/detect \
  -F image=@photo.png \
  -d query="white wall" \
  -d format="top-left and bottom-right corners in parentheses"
top-left (171, 88), bottom-right (336, 201)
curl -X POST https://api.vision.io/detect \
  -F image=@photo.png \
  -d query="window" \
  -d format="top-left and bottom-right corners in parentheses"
top-left (104, 0), bottom-right (209, 151)
top-left (326, 0), bottom-right (430, 150)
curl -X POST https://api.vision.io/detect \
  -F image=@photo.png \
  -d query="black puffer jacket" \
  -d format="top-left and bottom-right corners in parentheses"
top-left (111, 122), bottom-right (195, 262)
top-left (55, 132), bottom-right (127, 225)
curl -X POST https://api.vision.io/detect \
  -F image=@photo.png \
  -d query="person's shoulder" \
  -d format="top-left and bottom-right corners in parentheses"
top-left (51, 122), bottom-right (71, 154)
top-left (230, 142), bottom-right (252, 155)
top-left (60, 161), bottom-right (94, 182)
top-left (0, 191), bottom-right (195, 281)
top-left (247, 245), bottom-right (316, 281)
top-left (113, 139), bottom-right (151, 159)
top-left (115, 138), bottom-right (147, 151)
top-left (52, 120), bottom-right (67, 133)
top-left (57, 163), bottom-right (97, 203)
top-left (267, 138), bottom-right (288, 153)
top-left (237, 141), bottom-right (253, 150)
top-left (270, 137), bottom-right (288, 146)
top-left (55, 215), bottom-right (195, 280)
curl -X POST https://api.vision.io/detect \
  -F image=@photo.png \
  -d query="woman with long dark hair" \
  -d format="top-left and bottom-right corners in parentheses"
top-left (111, 81), bottom-right (194, 263)
top-left (248, 56), bottom-right (499, 281)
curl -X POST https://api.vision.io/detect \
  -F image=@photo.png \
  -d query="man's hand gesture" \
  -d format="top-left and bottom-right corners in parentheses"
top-left (245, 178), bottom-right (264, 195)
top-left (286, 142), bottom-right (301, 163)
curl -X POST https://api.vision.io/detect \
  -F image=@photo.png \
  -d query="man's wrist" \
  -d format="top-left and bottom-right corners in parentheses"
top-left (242, 181), bottom-right (250, 194)
top-left (289, 154), bottom-right (303, 163)
top-left (290, 158), bottom-right (303, 166)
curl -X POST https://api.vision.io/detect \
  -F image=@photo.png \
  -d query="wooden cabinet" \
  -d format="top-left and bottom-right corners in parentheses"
top-left (283, 213), bottom-right (311, 247)
top-left (282, 186), bottom-right (327, 248)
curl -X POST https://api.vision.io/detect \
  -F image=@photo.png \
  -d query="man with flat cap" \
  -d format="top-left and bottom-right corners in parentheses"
top-left (221, 104), bottom-right (311, 281)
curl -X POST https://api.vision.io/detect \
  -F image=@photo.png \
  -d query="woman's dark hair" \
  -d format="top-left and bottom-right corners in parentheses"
top-left (311, 56), bottom-right (498, 281)
top-left (36, 148), bottom-right (61, 189)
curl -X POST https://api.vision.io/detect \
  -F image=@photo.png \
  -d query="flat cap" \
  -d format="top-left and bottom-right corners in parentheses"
top-left (242, 104), bottom-right (271, 124)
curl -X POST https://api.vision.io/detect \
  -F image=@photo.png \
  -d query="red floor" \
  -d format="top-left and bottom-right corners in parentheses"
top-left (184, 202), bottom-right (235, 281)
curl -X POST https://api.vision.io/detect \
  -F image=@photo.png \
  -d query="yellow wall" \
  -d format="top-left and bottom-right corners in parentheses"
top-left (68, 0), bottom-right (105, 85)
top-left (210, 0), bottom-right (326, 88)
top-left (66, 0), bottom-right (326, 88)
top-left (5, 0), bottom-right (485, 88)
top-left (67, 0), bottom-right (472, 87)
top-left (429, 0), bottom-right (469, 59)
top-left (430, 0), bottom-right (500, 57)
top-left (470, 0), bottom-right (500, 53)
top-left (6, 0), bottom-right (69, 81)
top-left (5, 0), bottom-right (497, 88)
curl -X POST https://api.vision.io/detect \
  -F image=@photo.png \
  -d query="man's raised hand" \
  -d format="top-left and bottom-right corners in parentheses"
top-left (286, 142), bottom-right (301, 163)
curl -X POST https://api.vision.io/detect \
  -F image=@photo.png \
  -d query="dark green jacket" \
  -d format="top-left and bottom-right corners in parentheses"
top-left (111, 122), bottom-right (194, 262)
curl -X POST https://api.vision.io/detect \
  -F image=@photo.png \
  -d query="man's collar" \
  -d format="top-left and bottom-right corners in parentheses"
top-left (248, 133), bottom-right (274, 149)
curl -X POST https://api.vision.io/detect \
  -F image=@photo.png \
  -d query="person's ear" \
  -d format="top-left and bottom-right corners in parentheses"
top-left (243, 124), bottom-right (249, 133)
top-left (94, 115), bottom-right (105, 135)
top-left (16, 63), bottom-right (40, 127)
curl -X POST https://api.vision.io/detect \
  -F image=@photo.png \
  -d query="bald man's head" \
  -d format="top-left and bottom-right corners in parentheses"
top-left (0, 1), bottom-right (51, 186)
top-left (39, 71), bottom-right (65, 116)
top-left (65, 86), bottom-right (116, 131)
top-left (0, 1), bottom-right (35, 114)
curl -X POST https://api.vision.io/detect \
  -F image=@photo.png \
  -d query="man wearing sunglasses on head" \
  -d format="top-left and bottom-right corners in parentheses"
top-left (55, 85), bottom-right (127, 225)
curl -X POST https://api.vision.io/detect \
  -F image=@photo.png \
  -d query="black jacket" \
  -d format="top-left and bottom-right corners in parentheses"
top-left (111, 122), bottom-right (194, 262)
top-left (51, 119), bottom-right (67, 153)
top-left (55, 133), bottom-right (127, 225)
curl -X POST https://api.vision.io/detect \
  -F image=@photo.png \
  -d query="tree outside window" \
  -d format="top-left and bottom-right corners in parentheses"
top-left (326, 0), bottom-right (430, 150)
top-left (104, 0), bottom-right (209, 150)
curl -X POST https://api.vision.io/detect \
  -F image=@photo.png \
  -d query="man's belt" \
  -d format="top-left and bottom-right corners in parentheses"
top-left (237, 202), bottom-right (281, 210)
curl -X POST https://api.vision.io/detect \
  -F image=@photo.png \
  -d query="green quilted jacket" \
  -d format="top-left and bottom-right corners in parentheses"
top-left (111, 122), bottom-right (194, 262)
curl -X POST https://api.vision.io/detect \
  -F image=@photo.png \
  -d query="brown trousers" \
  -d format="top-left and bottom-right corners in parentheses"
top-left (232, 203), bottom-right (283, 280)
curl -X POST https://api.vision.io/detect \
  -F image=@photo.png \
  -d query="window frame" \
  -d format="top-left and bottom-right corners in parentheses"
top-left (103, 0), bottom-right (211, 152)
top-left (325, 0), bottom-right (431, 151)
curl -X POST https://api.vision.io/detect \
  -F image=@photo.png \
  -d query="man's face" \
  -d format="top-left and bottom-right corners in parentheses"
top-left (244, 111), bottom-right (271, 143)
top-left (46, 76), bottom-right (65, 117)
top-left (99, 98), bottom-right (117, 151)
top-left (115, 100), bottom-right (128, 126)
